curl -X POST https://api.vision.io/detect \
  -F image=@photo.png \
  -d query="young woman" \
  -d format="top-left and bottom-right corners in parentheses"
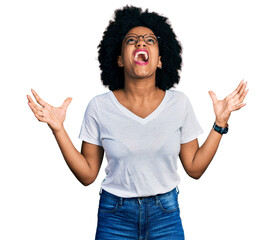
top-left (27, 6), bottom-right (248, 240)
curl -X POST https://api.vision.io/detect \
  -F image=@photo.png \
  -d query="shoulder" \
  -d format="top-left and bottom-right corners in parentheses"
top-left (167, 89), bottom-right (195, 116)
top-left (87, 91), bottom-right (110, 106)
top-left (84, 91), bottom-right (111, 114)
top-left (167, 89), bottom-right (189, 103)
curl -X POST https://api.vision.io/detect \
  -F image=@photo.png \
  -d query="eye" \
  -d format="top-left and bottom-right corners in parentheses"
top-left (146, 36), bottom-right (157, 44)
top-left (125, 37), bottom-right (137, 44)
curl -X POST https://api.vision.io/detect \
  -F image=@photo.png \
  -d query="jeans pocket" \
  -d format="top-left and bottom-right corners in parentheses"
top-left (157, 191), bottom-right (179, 213)
top-left (98, 194), bottom-right (119, 214)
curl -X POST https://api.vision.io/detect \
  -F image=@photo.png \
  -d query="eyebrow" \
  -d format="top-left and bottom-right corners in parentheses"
top-left (125, 33), bottom-right (156, 37)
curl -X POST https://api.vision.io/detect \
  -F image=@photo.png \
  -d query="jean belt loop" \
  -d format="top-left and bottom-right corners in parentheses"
top-left (99, 187), bottom-right (102, 195)
top-left (154, 195), bottom-right (160, 206)
top-left (119, 197), bottom-right (123, 207)
top-left (176, 186), bottom-right (179, 194)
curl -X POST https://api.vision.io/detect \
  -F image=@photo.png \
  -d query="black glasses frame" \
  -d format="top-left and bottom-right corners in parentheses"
top-left (122, 34), bottom-right (160, 45)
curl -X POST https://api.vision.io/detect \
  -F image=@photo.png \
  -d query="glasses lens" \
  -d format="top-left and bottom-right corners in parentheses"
top-left (144, 35), bottom-right (157, 45)
top-left (124, 34), bottom-right (158, 45)
top-left (124, 36), bottom-right (138, 45)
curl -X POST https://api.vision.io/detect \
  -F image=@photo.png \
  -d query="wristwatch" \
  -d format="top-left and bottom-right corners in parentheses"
top-left (213, 122), bottom-right (229, 134)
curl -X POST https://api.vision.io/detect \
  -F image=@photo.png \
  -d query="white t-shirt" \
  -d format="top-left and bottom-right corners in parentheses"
top-left (79, 89), bottom-right (203, 197)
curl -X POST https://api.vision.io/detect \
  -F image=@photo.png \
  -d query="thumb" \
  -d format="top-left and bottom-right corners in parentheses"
top-left (61, 97), bottom-right (72, 111)
top-left (208, 91), bottom-right (218, 104)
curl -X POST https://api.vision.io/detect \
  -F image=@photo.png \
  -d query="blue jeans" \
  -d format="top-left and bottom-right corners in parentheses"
top-left (95, 187), bottom-right (185, 240)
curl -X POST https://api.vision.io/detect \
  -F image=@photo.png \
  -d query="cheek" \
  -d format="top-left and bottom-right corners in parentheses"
top-left (150, 49), bottom-right (160, 63)
top-left (125, 52), bottom-right (133, 62)
top-left (150, 55), bottom-right (161, 67)
top-left (121, 48), bottom-right (133, 64)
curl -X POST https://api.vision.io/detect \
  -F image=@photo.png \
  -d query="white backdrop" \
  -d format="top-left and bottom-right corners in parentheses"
top-left (1, 0), bottom-right (274, 239)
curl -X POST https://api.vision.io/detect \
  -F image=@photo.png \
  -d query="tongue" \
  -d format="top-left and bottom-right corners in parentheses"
top-left (137, 54), bottom-right (146, 62)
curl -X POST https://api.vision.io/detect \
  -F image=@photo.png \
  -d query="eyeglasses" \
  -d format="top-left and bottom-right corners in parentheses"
top-left (123, 34), bottom-right (159, 46)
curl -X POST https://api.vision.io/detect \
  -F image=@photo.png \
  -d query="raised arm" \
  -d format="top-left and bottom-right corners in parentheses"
top-left (180, 80), bottom-right (249, 179)
top-left (27, 89), bottom-right (104, 185)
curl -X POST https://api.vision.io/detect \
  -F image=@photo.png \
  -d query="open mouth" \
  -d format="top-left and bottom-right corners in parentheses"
top-left (133, 49), bottom-right (149, 65)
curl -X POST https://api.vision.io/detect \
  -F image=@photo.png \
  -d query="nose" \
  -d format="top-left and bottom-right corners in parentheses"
top-left (136, 36), bottom-right (146, 47)
top-left (137, 42), bottom-right (146, 47)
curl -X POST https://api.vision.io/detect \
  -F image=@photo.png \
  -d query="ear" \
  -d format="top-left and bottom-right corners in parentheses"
top-left (157, 56), bottom-right (162, 69)
top-left (117, 56), bottom-right (124, 67)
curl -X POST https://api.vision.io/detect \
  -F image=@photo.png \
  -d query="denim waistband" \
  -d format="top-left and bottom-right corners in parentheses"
top-left (99, 186), bottom-right (179, 204)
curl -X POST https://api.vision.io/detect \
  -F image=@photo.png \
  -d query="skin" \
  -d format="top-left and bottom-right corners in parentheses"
top-left (181, 80), bottom-right (248, 179)
top-left (27, 90), bottom-right (104, 185)
top-left (27, 26), bottom-right (249, 185)
top-left (116, 27), bottom-right (164, 119)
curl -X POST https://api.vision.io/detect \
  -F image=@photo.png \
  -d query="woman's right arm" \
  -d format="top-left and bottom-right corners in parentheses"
top-left (27, 89), bottom-right (104, 186)
top-left (52, 127), bottom-right (104, 186)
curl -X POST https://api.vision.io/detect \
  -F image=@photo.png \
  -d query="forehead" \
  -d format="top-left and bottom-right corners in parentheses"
top-left (125, 26), bottom-right (155, 36)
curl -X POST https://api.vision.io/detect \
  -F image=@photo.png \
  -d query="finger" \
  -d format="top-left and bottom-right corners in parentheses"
top-left (239, 88), bottom-right (249, 103)
top-left (27, 94), bottom-right (43, 108)
top-left (27, 94), bottom-right (38, 107)
top-left (61, 97), bottom-right (72, 111)
top-left (238, 81), bottom-right (248, 97)
top-left (27, 101), bottom-right (37, 114)
top-left (232, 87), bottom-right (249, 106)
top-left (34, 113), bottom-right (46, 122)
top-left (235, 79), bottom-right (245, 93)
top-left (27, 97), bottom-right (43, 114)
top-left (208, 91), bottom-right (218, 104)
top-left (31, 89), bottom-right (47, 107)
top-left (233, 102), bottom-right (246, 111)
top-left (231, 82), bottom-right (248, 102)
top-left (226, 79), bottom-right (245, 100)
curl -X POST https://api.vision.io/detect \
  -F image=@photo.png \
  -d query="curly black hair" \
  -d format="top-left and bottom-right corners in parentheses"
top-left (98, 6), bottom-right (182, 91)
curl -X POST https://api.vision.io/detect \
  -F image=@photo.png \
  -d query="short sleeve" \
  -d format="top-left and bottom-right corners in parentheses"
top-left (79, 98), bottom-right (102, 146)
top-left (180, 95), bottom-right (204, 144)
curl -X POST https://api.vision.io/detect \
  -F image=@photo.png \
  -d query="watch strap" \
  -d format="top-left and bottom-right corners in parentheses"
top-left (213, 122), bottom-right (229, 134)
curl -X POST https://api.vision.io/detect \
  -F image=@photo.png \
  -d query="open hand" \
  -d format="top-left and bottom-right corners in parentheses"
top-left (27, 89), bottom-right (72, 132)
top-left (208, 80), bottom-right (248, 126)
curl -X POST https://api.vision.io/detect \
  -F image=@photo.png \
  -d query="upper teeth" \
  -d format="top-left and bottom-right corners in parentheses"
top-left (134, 51), bottom-right (148, 61)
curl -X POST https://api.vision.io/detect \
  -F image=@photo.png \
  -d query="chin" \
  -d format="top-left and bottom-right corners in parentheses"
top-left (134, 72), bottom-right (154, 80)
top-left (134, 68), bottom-right (157, 78)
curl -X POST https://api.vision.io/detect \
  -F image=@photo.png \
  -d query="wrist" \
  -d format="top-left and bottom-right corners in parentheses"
top-left (52, 125), bottom-right (65, 135)
top-left (215, 119), bottom-right (228, 128)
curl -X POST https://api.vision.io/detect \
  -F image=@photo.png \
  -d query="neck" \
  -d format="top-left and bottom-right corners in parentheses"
top-left (122, 76), bottom-right (163, 101)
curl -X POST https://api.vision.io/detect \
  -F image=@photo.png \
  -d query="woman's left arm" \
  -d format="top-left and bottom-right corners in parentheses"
top-left (179, 80), bottom-right (249, 179)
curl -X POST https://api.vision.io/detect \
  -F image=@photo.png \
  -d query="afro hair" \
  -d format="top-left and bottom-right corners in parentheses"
top-left (98, 6), bottom-right (182, 91)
